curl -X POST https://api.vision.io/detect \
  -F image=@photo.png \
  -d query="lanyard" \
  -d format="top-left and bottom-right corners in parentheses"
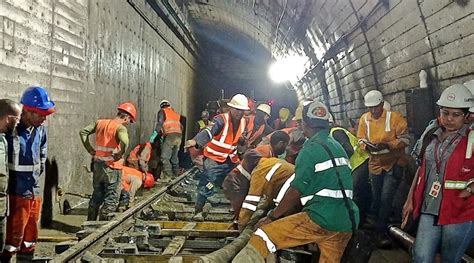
top-left (434, 133), bottom-right (460, 174)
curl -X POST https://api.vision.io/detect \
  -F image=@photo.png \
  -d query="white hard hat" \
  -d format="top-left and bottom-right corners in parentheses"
top-left (256, 104), bottom-right (271, 116)
top-left (160, 100), bottom-right (170, 108)
top-left (364, 90), bottom-right (384, 107)
top-left (303, 101), bottom-right (330, 128)
top-left (227, 94), bottom-right (250, 110)
top-left (383, 100), bottom-right (391, 111)
top-left (436, 84), bottom-right (474, 109)
top-left (464, 80), bottom-right (474, 95)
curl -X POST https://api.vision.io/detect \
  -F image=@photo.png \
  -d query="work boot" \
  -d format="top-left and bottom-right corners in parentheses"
top-left (193, 204), bottom-right (205, 222)
top-left (233, 244), bottom-right (265, 263)
top-left (87, 206), bottom-right (99, 221)
top-left (207, 195), bottom-right (221, 207)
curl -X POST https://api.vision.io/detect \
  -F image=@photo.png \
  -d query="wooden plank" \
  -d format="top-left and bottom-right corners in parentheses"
top-left (162, 222), bottom-right (196, 256)
top-left (155, 221), bottom-right (233, 230)
top-left (158, 229), bottom-right (239, 238)
top-left (100, 253), bottom-right (200, 263)
top-left (149, 239), bottom-right (226, 250)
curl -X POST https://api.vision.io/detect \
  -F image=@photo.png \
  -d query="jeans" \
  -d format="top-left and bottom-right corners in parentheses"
top-left (369, 165), bottom-right (402, 232)
top-left (161, 134), bottom-right (182, 176)
top-left (195, 158), bottom-right (236, 209)
top-left (352, 160), bottom-right (370, 222)
top-left (413, 214), bottom-right (474, 263)
top-left (88, 162), bottom-right (122, 220)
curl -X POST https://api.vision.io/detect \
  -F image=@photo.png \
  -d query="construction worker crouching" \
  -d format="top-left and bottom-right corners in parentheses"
top-left (154, 100), bottom-right (183, 179)
top-left (117, 167), bottom-right (154, 212)
top-left (186, 94), bottom-right (249, 221)
top-left (80, 102), bottom-right (136, 221)
top-left (2, 87), bottom-right (55, 261)
top-left (254, 130), bottom-right (289, 158)
top-left (233, 101), bottom-right (358, 263)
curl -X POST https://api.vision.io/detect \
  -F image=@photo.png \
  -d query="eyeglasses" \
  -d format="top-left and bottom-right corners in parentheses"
top-left (7, 115), bottom-right (20, 123)
top-left (440, 109), bottom-right (466, 118)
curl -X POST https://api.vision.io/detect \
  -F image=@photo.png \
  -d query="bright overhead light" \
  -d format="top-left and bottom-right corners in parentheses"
top-left (268, 55), bottom-right (308, 83)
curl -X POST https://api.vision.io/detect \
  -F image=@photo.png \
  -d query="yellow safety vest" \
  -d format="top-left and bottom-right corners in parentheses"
top-left (330, 127), bottom-right (369, 170)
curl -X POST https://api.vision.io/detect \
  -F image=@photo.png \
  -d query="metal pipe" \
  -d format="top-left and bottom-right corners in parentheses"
top-left (388, 226), bottom-right (474, 263)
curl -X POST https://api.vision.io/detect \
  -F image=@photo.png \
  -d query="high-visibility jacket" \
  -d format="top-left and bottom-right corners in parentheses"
top-left (121, 166), bottom-right (144, 192)
top-left (203, 113), bottom-right (246, 163)
top-left (162, 108), bottom-right (182, 135)
top-left (239, 158), bottom-right (295, 227)
top-left (197, 119), bottom-right (214, 131)
top-left (330, 127), bottom-right (369, 170)
top-left (94, 119), bottom-right (124, 169)
top-left (245, 115), bottom-right (265, 147)
top-left (413, 131), bottom-right (474, 225)
top-left (127, 142), bottom-right (152, 164)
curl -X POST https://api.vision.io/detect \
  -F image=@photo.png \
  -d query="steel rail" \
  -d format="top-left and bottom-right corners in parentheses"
top-left (53, 167), bottom-right (198, 262)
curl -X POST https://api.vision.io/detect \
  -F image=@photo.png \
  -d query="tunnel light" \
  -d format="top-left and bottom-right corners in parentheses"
top-left (268, 56), bottom-right (308, 83)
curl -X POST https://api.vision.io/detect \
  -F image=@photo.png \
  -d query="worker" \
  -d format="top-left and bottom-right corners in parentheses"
top-left (233, 101), bottom-right (358, 263)
top-left (273, 107), bottom-right (296, 130)
top-left (2, 87), bottom-right (55, 261)
top-left (0, 100), bottom-right (21, 254)
top-left (154, 100), bottom-right (183, 179)
top-left (357, 90), bottom-right (409, 248)
top-left (238, 157), bottom-right (295, 229)
top-left (244, 103), bottom-right (274, 148)
top-left (222, 150), bottom-right (263, 227)
top-left (402, 84), bottom-right (474, 262)
top-left (185, 94), bottom-right (249, 221)
top-left (196, 110), bottom-right (213, 133)
top-left (254, 130), bottom-right (289, 158)
top-left (126, 141), bottom-right (152, 173)
top-left (329, 114), bottom-right (370, 226)
top-left (117, 167), bottom-right (154, 211)
top-left (80, 102), bottom-right (136, 221)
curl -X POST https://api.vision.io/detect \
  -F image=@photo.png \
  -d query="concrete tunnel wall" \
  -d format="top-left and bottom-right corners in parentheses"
top-left (0, 0), bottom-right (195, 218)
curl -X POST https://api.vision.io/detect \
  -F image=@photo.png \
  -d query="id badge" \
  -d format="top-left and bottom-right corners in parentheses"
top-left (429, 181), bottom-right (442, 198)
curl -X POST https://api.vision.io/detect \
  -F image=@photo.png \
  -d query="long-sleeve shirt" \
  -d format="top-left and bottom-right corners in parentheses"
top-left (357, 109), bottom-right (408, 174)
top-left (0, 133), bottom-right (8, 215)
top-left (79, 120), bottom-right (129, 157)
top-left (194, 115), bottom-right (231, 148)
top-left (154, 109), bottom-right (165, 134)
top-left (6, 121), bottom-right (48, 198)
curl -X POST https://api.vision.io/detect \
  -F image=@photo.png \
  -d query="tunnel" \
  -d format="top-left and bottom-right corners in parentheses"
top-left (0, 0), bottom-right (473, 260)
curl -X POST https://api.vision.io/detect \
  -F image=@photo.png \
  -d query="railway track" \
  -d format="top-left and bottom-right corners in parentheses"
top-left (53, 167), bottom-right (238, 262)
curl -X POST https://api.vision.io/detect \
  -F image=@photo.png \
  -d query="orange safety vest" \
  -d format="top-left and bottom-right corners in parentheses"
top-left (162, 108), bottom-right (182, 135)
top-left (121, 166), bottom-right (144, 192)
top-left (94, 119), bottom-right (124, 169)
top-left (204, 112), bottom-right (246, 163)
top-left (127, 142), bottom-right (152, 164)
top-left (245, 115), bottom-right (265, 147)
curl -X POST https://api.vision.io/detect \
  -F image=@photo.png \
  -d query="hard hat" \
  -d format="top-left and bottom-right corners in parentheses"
top-left (160, 100), bottom-right (171, 108)
top-left (117, 102), bottom-right (137, 122)
top-left (143, 173), bottom-right (155, 189)
top-left (364, 90), bottom-right (384, 107)
top-left (256, 104), bottom-right (271, 116)
top-left (436, 84), bottom-right (474, 109)
top-left (303, 101), bottom-right (330, 128)
top-left (21, 86), bottom-right (56, 115)
top-left (201, 110), bottom-right (209, 118)
top-left (383, 100), bottom-right (391, 111)
top-left (293, 104), bottom-right (303, 121)
top-left (464, 80), bottom-right (474, 95)
top-left (227, 94), bottom-right (250, 110)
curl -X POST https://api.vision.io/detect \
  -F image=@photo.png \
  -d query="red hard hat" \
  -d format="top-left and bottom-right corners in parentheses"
top-left (117, 102), bottom-right (137, 122)
top-left (143, 173), bottom-right (155, 189)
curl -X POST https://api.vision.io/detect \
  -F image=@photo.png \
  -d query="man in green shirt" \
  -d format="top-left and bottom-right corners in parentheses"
top-left (233, 101), bottom-right (358, 263)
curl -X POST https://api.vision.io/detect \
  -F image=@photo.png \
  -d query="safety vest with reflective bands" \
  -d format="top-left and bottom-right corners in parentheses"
top-left (94, 119), bottom-right (124, 169)
top-left (162, 108), bottom-right (182, 135)
top-left (203, 113), bottom-right (246, 163)
top-left (245, 115), bottom-right (265, 147)
top-left (330, 127), bottom-right (369, 170)
top-left (413, 131), bottom-right (474, 225)
top-left (127, 142), bottom-right (152, 164)
top-left (121, 166), bottom-right (144, 192)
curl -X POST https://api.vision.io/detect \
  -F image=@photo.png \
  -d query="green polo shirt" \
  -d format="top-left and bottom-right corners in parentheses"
top-left (291, 129), bottom-right (359, 232)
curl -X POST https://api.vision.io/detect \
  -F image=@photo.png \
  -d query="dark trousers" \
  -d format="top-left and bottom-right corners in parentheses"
top-left (352, 160), bottom-right (371, 222)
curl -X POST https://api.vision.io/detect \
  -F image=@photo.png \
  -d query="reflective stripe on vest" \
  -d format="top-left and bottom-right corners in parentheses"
top-left (274, 174), bottom-right (295, 205)
top-left (94, 119), bottom-right (123, 169)
top-left (300, 189), bottom-right (353, 205)
top-left (236, 164), bottom-right (251, 180)
top-left (255, 228), bottom-right (277, 253)
top-left (314, 157), bottom-right (350, 172)
top-left (242, 202), bottom-right (257, 211)
top-left (444, 180), bottom-right (468, 190)
top-left (204, 113), bottom-right (245, 163)
top-left (162, 108), bottom-right (182, 135)
top-left (364, 111), bottom-right (392, 140)
top-left (265, 163), bottom-right (282, 181)
top-left (330, 127), bottom-right (369, 170)
top-left (245, 195), bottom-right (261, 202)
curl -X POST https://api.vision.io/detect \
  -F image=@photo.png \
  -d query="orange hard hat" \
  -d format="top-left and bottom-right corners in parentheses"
top-left (143, 173), bottom-right (155, 189)
top-left (117, 102), bottom-right (137, 122)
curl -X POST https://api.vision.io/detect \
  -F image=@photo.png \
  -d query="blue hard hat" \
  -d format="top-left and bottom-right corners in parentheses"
top-left (20, 86), bottom-right (55, 110)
